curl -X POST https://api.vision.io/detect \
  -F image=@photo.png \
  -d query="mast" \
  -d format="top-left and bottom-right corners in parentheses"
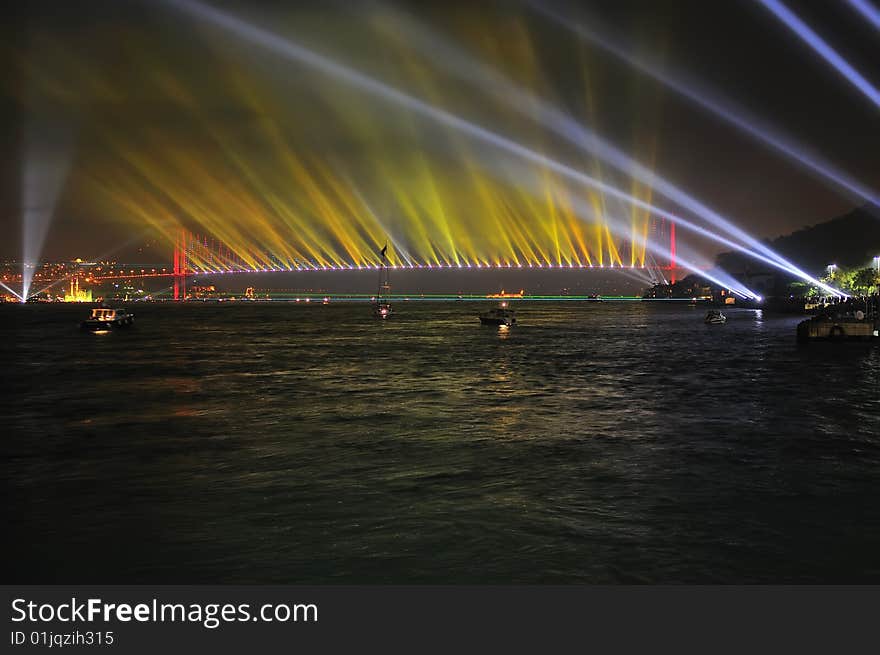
top-left (377, 243), bottom-right (389, 303)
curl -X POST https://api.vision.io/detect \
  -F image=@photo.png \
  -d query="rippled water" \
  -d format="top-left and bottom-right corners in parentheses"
top-left (3, 301), bottom-right (880, 583)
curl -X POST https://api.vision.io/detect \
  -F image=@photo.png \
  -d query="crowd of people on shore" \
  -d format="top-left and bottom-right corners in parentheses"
top-left (817, 293), bottom-right (879, 320)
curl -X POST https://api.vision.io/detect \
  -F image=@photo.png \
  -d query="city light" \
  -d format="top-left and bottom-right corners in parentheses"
top-left (0, 281), bottom-right (25, 302)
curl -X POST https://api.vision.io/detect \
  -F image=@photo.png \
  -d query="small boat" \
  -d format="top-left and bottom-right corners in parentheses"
top-left (479, 301), bottom-right (517, 327)
top-left (81, 307), bottom-right (134, 331)
top-left (704, 309), bottom-right (726, 325)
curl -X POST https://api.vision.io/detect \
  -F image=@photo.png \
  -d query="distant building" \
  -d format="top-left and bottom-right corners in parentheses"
top-left (191, 284), bottom-right (218, 299)
top-left (63, 278), bottom-right (93, 303)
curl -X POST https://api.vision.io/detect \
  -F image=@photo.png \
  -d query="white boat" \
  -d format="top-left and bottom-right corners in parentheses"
top-left (704, 309), bottom-right (727, 325)
top-left (81, 307), bottom-right (134, 330)
top-left (479, 301), bottom-right (517, 327)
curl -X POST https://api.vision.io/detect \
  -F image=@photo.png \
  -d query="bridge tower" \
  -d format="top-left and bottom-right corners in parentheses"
top-left (669, 222), bottom-right (676, 284)
top-left (173, 229), bottom-right (187, 301)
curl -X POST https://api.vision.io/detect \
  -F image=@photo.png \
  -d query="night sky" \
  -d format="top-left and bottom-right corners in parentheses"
top-left (1, 0), bottom-right (878, 271)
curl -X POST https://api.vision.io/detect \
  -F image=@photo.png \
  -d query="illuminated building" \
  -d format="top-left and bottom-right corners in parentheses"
top-left (63, 277), bottom-right (93, 303)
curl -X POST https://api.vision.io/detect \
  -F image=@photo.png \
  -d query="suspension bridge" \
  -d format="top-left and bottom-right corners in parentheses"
top-left (80, 217), bottom-right (680, 301)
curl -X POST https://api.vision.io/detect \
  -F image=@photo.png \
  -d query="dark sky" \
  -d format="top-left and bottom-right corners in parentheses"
top-left (1, 0), bottom-right (878, 270)
top-left (539, 0), bottom-right (880, 234)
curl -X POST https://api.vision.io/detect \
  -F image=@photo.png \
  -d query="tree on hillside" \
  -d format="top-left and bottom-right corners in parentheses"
top-left (852, 267), bottom-right (879, 294)
top-left (818, 266), bottom-right (879, 295)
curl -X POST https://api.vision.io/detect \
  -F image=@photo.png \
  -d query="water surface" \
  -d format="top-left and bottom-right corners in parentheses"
top-left (4, 302), bottom-right (879, 582)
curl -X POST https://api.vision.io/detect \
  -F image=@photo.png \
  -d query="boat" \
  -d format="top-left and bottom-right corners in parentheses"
top-left (373, 244), bottom-right (392, 319)
top-left (479, 301), bottom-right (517, 327)
top-left (797, 310), bottom-right (879, 342)
top-left (487, 289), bottom-right (524, 299)
top-left (704, 309), bottom-right (726, 324)
top-left (81, 307), bottom-right (134, 331)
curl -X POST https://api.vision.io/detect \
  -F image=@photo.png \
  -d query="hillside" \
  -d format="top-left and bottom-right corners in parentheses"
top-left (716, 204), bottom-right (880, 275)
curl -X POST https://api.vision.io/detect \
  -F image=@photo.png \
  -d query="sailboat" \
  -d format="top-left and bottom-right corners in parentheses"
top-left (373, 244), bottom-right (392, 319)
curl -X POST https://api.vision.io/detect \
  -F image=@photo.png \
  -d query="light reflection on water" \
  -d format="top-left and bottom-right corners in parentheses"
top-left (2, 302), bottom-right (880, 583)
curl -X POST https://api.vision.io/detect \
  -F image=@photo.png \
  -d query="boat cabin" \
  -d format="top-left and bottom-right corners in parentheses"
top-left (89, 308), bottom-right (126, 321)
